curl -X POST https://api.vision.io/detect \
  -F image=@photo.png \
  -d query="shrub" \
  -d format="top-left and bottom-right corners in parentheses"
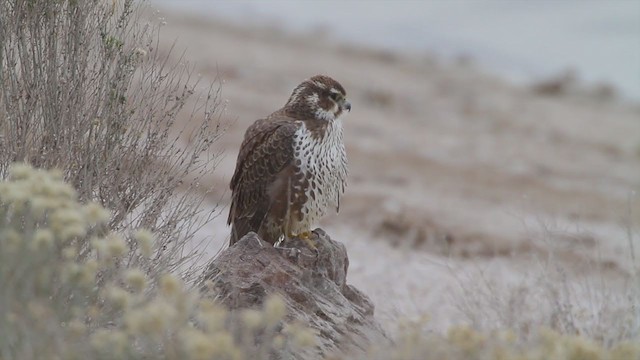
top-left (0, 0), bottom-right (222, 278)
top-left (0, 164), bottom-right (313, 359)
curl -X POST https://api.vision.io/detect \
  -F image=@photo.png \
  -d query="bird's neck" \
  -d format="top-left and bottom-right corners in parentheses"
top-left (303, 117), bottom-right (343, 142)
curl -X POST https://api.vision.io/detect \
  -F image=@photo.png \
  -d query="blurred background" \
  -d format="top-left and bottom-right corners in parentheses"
top-left (149, 0), bottom-right (640, 334)
top-left (154, 0), bottom-right (640, 101)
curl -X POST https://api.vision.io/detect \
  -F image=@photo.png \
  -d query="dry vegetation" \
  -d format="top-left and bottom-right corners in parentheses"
top-left (0, 164), bottom-right (314, 359)
top-left (0, 0), bottom-right (221, 277)
top-left (1, 0), bottom-right (639, 359)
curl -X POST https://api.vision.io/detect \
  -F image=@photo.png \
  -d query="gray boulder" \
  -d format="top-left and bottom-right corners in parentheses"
top-left (200, 229), bottom-right (389, 359)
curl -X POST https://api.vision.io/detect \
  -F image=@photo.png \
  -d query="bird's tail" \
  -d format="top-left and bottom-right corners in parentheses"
top-left (229, 217), bottom-right (256, 247)
top-left (229, 223), bottom-right (242, 247)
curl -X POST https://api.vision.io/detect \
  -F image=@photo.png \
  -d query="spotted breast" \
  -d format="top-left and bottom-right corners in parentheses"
top-left (287, 118), bottom-right (348, 235)
top-left (228, 75), bottom-right (351, 246)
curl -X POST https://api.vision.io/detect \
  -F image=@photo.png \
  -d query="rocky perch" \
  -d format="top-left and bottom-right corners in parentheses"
top-left (199, 229), bottom-right (388, 359)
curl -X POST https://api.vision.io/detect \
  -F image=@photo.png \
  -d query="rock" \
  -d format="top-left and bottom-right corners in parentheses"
top-left (199, 229), bottom-right (389, 359)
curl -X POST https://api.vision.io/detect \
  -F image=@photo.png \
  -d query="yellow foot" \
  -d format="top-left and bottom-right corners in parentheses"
top-left (288, 231), bottom-right (317, 251)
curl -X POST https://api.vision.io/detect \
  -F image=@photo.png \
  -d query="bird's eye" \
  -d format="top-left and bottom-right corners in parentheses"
top-left (329, 93), bottom-right (341, 102)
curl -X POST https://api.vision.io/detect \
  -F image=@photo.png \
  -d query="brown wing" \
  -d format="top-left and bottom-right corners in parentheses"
top-left (227, 116), bottom-right (300, 245)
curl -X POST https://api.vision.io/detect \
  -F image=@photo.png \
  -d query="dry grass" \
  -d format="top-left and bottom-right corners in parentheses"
top-left (352, 322), bottom-right (640, 360)
top-left (0, 0), bottom-right (222, 278)
top-left (450, 220), bottom-right (640, 348)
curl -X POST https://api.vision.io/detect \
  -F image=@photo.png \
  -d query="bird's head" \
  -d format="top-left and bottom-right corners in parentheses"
top-left (285, 75), bottom-right (351, 122)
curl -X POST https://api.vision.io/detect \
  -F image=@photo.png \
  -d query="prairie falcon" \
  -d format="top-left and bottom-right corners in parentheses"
top-left (228, 75), bottom-right (350, 246)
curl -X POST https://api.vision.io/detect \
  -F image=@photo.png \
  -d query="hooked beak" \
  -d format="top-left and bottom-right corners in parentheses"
top-left (342, 100), bottom-right (352, 112)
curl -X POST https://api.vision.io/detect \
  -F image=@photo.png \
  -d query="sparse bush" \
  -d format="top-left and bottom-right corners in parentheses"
top-left (0, 0), bottom-right (222, 278)
top-left (451, 235), bottom-right (640, 348)
top-left (0, 164), bottom-right (314, 359)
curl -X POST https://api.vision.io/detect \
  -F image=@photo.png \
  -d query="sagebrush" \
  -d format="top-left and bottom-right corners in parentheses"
top-left (0, 0), bottom-right (221, 278)
top-left (0, 164), bottom-right (315, 359)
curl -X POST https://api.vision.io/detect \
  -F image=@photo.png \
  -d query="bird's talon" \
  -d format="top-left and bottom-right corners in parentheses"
top-left (299, 234), bottom-right (318, 252)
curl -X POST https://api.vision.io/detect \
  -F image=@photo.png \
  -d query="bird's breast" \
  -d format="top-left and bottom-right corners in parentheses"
top-left (290, 120), bottom-right (347, 228)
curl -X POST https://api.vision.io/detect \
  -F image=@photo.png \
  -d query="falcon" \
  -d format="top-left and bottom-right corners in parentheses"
top-left (227, 75), bottom-right (351, 247)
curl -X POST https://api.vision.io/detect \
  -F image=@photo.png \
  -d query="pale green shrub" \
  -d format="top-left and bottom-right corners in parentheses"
top-left (0, 164), bottom-right (314, 359)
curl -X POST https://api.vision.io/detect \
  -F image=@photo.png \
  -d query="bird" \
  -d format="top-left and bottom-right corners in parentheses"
top-left (227, 75), bottom-right (351, 247)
